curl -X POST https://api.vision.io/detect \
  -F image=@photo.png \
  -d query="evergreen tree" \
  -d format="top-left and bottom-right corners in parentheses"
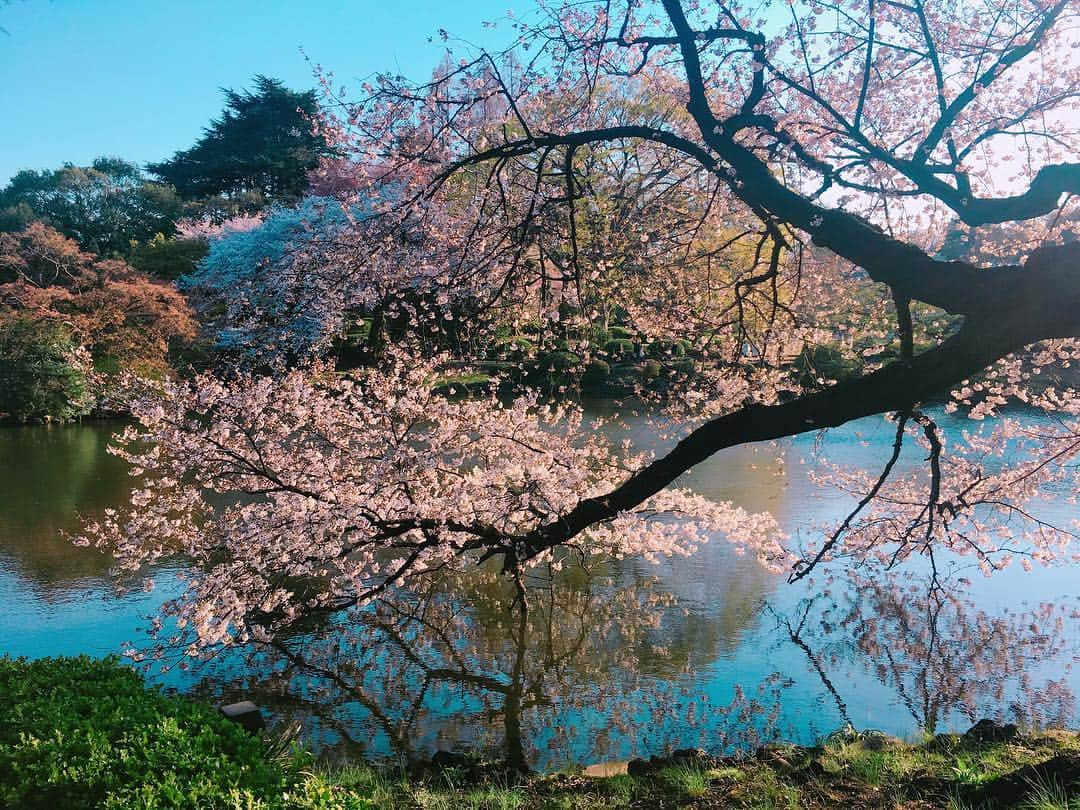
top-left (148, 76), bottom-right (332, 204)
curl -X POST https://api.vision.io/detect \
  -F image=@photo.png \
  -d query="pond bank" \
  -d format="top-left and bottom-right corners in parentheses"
top-left (326, 725), bottom-right (1080, 809)
top-left (5, 656), bottom-right (1078, 809)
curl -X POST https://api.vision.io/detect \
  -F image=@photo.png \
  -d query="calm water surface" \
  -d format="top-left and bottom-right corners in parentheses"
top-left (1, 409), bottom-right (1077, 771)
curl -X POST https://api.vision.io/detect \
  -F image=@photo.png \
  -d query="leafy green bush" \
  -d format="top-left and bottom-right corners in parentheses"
top-left (0, 319), bottom-right (92, 423)
top-left (647, 339), bottom-right (687, 358)
top-left (603, 338), bottom-right (635, 358)
top-left (536, 350), bottom-right (580, 373)
top-left (519, 321), bottom-right (543, 336)
top-left (92, 353), bottom-right (123, 376)
top-left (793, 344), bottom-right (863, 386)
top-left (490, 335), bottom-right (534, 359)
top-left (607, 325), bottom-right (636, 341)
top-left (0, 655), bottom-right (304, 809)
top-left (584, 325), bottom-right (610, 347)
top-left (582, 359), bottom-right (611, 387)
top-left (668, 358), bottom-right (696, 376)
top-left (642, 359), bottom-right (663, 380)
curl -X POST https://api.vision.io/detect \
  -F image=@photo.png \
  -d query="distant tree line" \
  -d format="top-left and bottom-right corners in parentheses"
top-left (0, 76), bottom-right (332, 422)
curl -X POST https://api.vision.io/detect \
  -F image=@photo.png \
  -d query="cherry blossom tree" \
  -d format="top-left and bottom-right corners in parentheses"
top-left (83, 348), bottom-right (782, 651)
top-left (83, 0), bottom-right (1080, 657)
top-left (178, 198), bottom-right (359, 364)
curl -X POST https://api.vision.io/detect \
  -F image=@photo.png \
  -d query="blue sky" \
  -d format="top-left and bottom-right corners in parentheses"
top-left (0, 0), bottom-right (516, 184)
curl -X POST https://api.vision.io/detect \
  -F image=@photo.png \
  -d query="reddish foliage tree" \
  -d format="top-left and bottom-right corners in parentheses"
top-left (0, 222), bottom-right (196, 379)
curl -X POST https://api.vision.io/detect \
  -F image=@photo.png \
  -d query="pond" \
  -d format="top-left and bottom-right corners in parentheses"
top-left (1, 408), bottom-right (1077, 772)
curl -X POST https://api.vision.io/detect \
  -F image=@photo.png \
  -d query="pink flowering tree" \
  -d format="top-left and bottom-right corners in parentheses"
top-left (83, 0), bottom-right (1080, 662)
top-left (178, 198), bottom-right (362, 364)
top-left (83, 349), bottom-right (782, 653)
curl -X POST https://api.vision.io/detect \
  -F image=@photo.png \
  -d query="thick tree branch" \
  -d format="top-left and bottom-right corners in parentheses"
top-left (436, 124), bottom-right (1059, 318)
top-left (518, 247), bottom-right (1080, 560)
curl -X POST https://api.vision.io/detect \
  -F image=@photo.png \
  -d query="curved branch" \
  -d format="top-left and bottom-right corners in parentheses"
top-left (518, 281), bottom-right (1079, 561)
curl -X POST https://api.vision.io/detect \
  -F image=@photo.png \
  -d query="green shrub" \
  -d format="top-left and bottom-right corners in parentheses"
top-left (646, 339), bottom-right (687, 358)
top-left (793, 344), bottom-right (863, 385)
top-left (603, 338), bottom-right (635, 358)
top-left (642, 359), bottom-right (663, 379)
top-left (668, 358), bottom-right (696, 376)
top-left (607, 325), bottom-right (635, 341)
top-left (537, 350), bottom-right (580, 373)
top-left (0, 655), bottom-right (303, 809)
top-left (491, 335), bottom-right (534, 358)
top-left (582, 358), bottom-right (611, 387)
top-left (585, 325), bottom-right (610, 347)
top-left (0, 319), bottom-right (92, 423)
top-left (93, 353), bottom-right (122, 376)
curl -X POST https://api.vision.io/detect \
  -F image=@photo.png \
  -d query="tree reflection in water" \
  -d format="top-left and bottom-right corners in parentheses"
top-left (768, 567), bottom-right (1076, 737)
top-left (177, 563), bottom-right (1078, 772)
top-left (3, 420), bottom-right (1076, 768)
top-left (189, 557), bottom-right (788, 772)
top-left (0, 423), bottom-right (131, 592)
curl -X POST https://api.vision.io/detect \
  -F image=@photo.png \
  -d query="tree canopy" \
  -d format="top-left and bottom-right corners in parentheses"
top-left (147, 75), bottom-right (333, 204)
top-left (178, 196), bottom-right (358, 363)
top-left (0, 158), bottom-right (183, 256)
top-left (81, 0), bottom-right (1080, 663)
top-left (0, 222), bottom-right (196, 395)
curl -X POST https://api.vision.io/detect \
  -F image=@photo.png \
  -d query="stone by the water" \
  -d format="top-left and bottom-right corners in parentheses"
top-left (963, 718), bottom-right (1018, 743)
top-left (219, 700), bottom-right (265, 733)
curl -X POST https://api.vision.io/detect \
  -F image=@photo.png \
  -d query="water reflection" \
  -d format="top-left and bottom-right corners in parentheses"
top-left (186, 559), bottom-right (787, 772)
top-left (767, 567), bottom-right (1077, 737)
top-left (0, 422), bottom-right (129, 594)
top-left (178, 559), bottom-right (1076, 772)
top-left (1, 414), bottom-right (1077, 770)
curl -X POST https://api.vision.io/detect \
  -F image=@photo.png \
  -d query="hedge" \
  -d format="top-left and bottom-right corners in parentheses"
top-left (0, 655), bottom-right (319, 809)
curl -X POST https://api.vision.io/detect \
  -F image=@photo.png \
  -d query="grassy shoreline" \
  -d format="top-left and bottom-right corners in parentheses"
top-left (311, 728), bottom-right (1080, 809)
top-left (3, 655), bottom-right (1078, 808)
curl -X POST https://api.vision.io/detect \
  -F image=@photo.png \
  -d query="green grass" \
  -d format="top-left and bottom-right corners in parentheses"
top-left (657, 762), bottom-right (710, 798)
top-left (4, 656), bottom-right (1080, 808)
top-left (433, 372), bottom-right (494, 390)
top-left (1020, 774), bottom-right (1080, 810)
top-left (413, 784), bottom-right (526, 809)
top-left (951, 754), bottom-right (996, 786)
